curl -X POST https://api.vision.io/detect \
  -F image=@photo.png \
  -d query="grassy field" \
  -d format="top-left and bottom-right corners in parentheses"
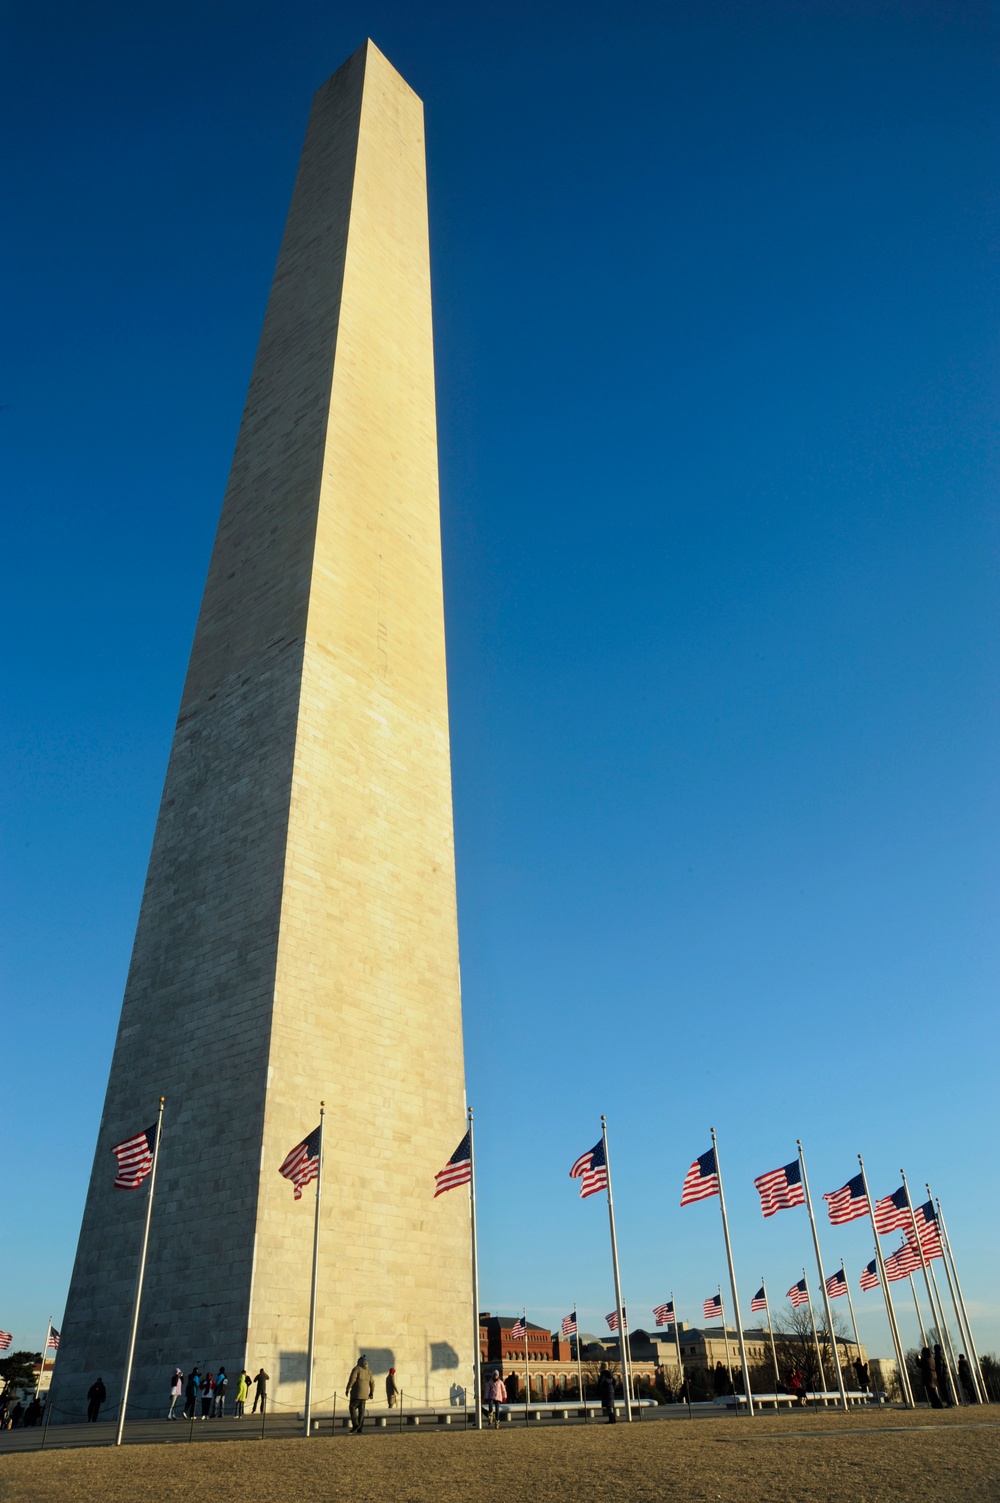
top-left (2, 1409), bottom-right (998, 1503)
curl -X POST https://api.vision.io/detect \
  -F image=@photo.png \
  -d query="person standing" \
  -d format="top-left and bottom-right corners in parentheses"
top-left (251, 1367), bottom-right (269, 1414)
top-left (958, 1355), bottom-right (979, 1404)
top-left (598, 1365), bottom-right (617, 1423)
top-left (86, 1377), bottom-right (106, 1422)
top-left (184, 1367), bottom-right (200, 1419)
top-left (234, 1369), bottom-right (250, 1418)
top-left (201, 1371), bottom-right (215, 1419)
top-left (386, 1367), bottom-right (399, 1408)
top-left (214, 1367), bottom-right (228, 1417)
top-left (168, 1367), bottom-right (184, 1419)
top-left (345, 1355), bottom-right (375, 1434)
top-left (919, 1347), bottom-right (943, 1408)
top-left (484, 1369), bottom-right (506, 1427)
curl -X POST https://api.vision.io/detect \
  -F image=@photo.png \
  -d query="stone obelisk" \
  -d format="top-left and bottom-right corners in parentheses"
top-left (52, 40), bottom-right (471, 1420)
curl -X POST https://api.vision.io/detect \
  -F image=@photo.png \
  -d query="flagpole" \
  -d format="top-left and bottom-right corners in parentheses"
top-left (840, 1260), bottom-right (863, 1392)
top-left (303, 1102), bottom-right (325, 1438)
top-left (601, 1115), bottom-right (633, 1420)
top-left (803, 1271), bottom-right (827, 1401)
top-left (762, 1279), bottom-right (781, 1394)
top-left (35, 1317), bottom-right (52, 1399)
top-left (905, 1272), bottom-right (927, 1351)
top-left (718, 1287), bottom-right (734, 1396)
top-left (574, 1305), bottom-right (584, 1413)
top-left (935, 1195), bottom-right (988, 1403)
top-left (115, 1096), bottom-right (164, 1447)
top-left (671, 1291), bottom-right (684, 1402)
top-left (468, 1108), bottom-right (483, 1430)
top-left (797, 1141), bottom-right (848, 1411)
top-left (930, 1191), bottom-right (980, 1403)
top-left (857, 1154), bottom-right (913, 1407)
top-left (711, 1128), bottom-right (754, 1416)
top-left (523, 1307), bottom-right (529, 1425)
top-left (901, 1169), bottom-right (956, 1402)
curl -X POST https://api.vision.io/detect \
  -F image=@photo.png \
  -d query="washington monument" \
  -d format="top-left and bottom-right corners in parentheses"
top-left (52, 41), bottom-right (472, 1418)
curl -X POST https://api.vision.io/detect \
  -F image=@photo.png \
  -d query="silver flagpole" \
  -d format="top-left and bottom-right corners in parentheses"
top-left (901, 1169), bottom-right (956, 1402)
top-left (468, 1108), bottom-right (483, 1429)
top-left (803, 1271), bottom-right (827, 1401)
top-left (762, 1279), bottom-right (781, 1394)
top-left (115, 1096), bottom-right (165, 1447)
top-left (711, 1128), bottom-right (754, 1416)
top-left (797, 1141), bottom-right (848, 1411)
top-left (303, 1102), bottom-right (325, 1437)
top-left (935, 1195), bottom-right (988, 1403)
top-left (601, 1116), bottom-right (633, 1420)
top-left (35, 1317), bottom-right (52, 1399)
top-left (671, 1291), bottom-right (684, 1402)
top-left (573, 1306), bottom-right (584, 1412)
top-left (908, 1273), bottom-right (927, 1347)
top-left (858, 1154), bottom-right (913, 1407)
top-left (931, 1199), bottom-right (981, 1403)
top-left (840, 1260), bottom-right (863, 1397)
top-left (523, 1308), bottom-right (529, 1425)
top-left (718, 1287), bottom-right (735, 1396)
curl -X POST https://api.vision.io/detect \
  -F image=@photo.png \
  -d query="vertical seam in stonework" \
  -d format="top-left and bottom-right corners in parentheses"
top-left (247, 48), bottom-right (369, 1344)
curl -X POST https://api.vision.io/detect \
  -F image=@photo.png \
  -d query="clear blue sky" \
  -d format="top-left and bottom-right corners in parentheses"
top-left (3, 0), bottom-right (997, 1365)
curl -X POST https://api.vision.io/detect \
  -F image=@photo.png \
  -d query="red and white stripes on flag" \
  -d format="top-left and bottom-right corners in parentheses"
top-left (823, 1173), bottom-right (868, 1226)
top-left (680, 1149), bottom-right (719, 1206)
top-left (825, 1269), bottom-right (848, 1299)
top-left (278, 1124), bottom-right (321, 1200)
top-left (653, 1302), bottom-right (675, 1326)
top-left (873, 1187), bottom-right (910, 1235)
top-left (569, 1139), bottom-right (608, 1199)
top-left (561, 1312), bottom-right (578, 1336)
top-left (510, 1316), bottom-right (526, 1341)
top-left (46, 1327), bottom-right (60, 1351)
top-left (434, 1131), bottom-right (472, 1197)
top-left (908, 1202), bottom-right (943, 1260)
top-left (111, 1123), bottom-right (158, 1190)
top-left (605, 1308), bottom-right (627, 1332)
top-left (753, 1160), bottom-right (805, 1217)
top-left (884, 1240), bottom-right (922, 1282)
top-left (860, 1260), bottom-right (880, 1292)
top-left (0, 1331), bottom-right (11, 1351)
top-left (750, 1287), bottom-right (768, 1314)
top-left (787, 1278), bottom-right (809, 1309)
top-left (703, 1294), bottom-right (722, 1321)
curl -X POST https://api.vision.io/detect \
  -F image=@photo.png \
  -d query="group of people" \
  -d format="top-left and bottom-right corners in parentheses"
top-left (0, 1396), bottom-right (46, 1429)
top-left (169, 1366), bottom-right (270, 1419)
top-left (918, 1344), bottom-right (979, 1407)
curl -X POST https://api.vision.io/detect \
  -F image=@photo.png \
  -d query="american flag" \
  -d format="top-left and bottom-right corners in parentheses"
top-left (823, 1173), bottom-right (868, 1226)
top-left (750, 1287), bottom-right (768, 1314)
top-left (605, 1307), bottom-right (627, 1332)
top-left (278, 1124), bottom-right (321, 1200)
top-left (825, 1268), bottom-right (847, 1299)
top-left (703, 1293), bottom-right (722, 1321)
top-left (47, 1327), bottom-right (61, 1351)
top-left (681, 1148), bottom-right (719, 1207)
top-left (873, 1186), bottom-right (910, 1235)
top-left (510, 1315), bottom-right (526, 1342)
top-left (884, 1240), bottom-right (921, 1282)
top-left (753, 1160), bottom-right (805, 1217)
top-left (787, 1278), bottom-right (809, 1309)
top-left (434, 1130), bottom-right (472, 1197)
top-left (907, 1201), bottom-right (943, 1260)
top-left (569, 1138), bottom-right (608, 1199)
top-left (111, 1122), bottom-right (158, 1190)
top-left (859, 1260), bottom-right (880, 1292)
top-left (653, 1301), bottom-right (675, 1327)
top-left (0, 1331), bottom-right (11, 1351)
top-left (561, 1311), bottom-right (578, 1337)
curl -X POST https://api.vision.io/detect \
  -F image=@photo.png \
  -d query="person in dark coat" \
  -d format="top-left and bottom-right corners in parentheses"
top-left (184, 1368), bottom-right (200, 1418)
top-left (957, 1354), bottom-right (978, 1403)
top-left (919, 1347), bottom-right (943, 1408)
top-left (251, 1368), bottom-right (269, 1414)
top-left (86, 1377), bottom-right (106, 1421)
top-left (10, 1402), bottom-right (24, 1428)
top-left (345, 1356), bottom-right (375, 1433)
top-left (598, 1365), bottom-right (617, 1423)
top-left (23, 1397), bottom-right (41, 1426)
top-left (933, 1345), bottom-right (954, 1406)
top-left (386, 1368), bottom-right (399, 1408)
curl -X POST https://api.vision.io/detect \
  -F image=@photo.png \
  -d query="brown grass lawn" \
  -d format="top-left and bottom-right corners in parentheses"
top-left (2, 1409), bottom-right (998, 1503)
